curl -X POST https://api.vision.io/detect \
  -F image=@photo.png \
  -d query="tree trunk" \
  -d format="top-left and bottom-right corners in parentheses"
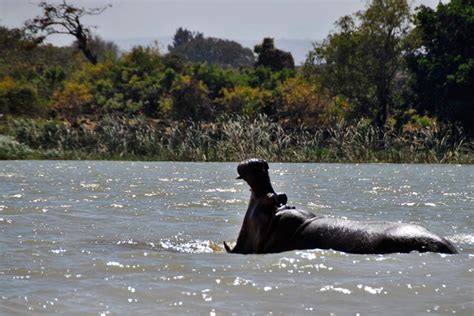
top-left (375, 85), bottom-right (390, 148)
top-left (375, 98), bottom-right (388, 130)
top-left (76, 33), bottom-right (97, 64)
top-left (82, 46), bottom-right (98, 65)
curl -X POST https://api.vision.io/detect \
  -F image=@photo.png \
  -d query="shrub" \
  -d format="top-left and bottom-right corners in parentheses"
top-left (51, 80), bottom-right (93, 118)
top-left (0, 134), bottom-right (33, 159)
top-left (217, 86), bottom-right (272, 116)
top-left (0, 77), bottom-right (42, 116)
top-left (170, 76), bottom-right (212, 121)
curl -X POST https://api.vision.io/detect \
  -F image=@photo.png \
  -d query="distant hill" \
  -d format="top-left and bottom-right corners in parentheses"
top-left (109, 36), bottom-right (315, 65)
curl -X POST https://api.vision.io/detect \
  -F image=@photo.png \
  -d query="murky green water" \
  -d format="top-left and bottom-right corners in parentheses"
top-left (1, 161), bottom-right (472, 315)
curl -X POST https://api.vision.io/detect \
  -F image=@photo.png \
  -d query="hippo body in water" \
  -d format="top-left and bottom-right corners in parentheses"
top-left (224, 159), bottom-right (457, 255)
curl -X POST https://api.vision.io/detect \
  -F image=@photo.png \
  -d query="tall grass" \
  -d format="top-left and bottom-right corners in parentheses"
top-left (4, 115), bottom-right (473, 163)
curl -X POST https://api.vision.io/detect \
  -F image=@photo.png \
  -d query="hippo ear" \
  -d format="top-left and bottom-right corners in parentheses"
top-left (276, 193), bottom-right (287, 206)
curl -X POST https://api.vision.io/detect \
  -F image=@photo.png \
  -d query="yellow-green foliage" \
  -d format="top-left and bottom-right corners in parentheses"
top-left (0, 76), bottom-right (16, 90)
top-left (218, 86), bottom-right (272, 116)
top-left (277, 77), bottom-right (327, 126)
top-left (0, 76), bottom-right (41, 116)
top-left (52, 80), bottom-right (93, 118)
top-left (324, 96), bottom-right (353, 123)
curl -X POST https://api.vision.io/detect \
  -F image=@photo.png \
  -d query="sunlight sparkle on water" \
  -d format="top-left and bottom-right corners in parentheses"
top-left (0, 162), bottom-right (472, 315)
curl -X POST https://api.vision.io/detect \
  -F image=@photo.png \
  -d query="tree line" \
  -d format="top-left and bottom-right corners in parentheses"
top-left (0, 0), bottom-right (472, 137)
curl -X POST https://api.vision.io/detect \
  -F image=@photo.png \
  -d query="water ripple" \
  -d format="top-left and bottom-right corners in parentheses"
top-left (0, 161), bottom-right (472, 315)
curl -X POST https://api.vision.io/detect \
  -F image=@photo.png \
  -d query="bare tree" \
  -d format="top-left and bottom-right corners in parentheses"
top-left (25, 1), bottom-right (110, 64)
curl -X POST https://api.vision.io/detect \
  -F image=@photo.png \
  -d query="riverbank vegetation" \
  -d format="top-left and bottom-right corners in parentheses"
top-left (0, 0), bottom-right (472, 163)
top-left (2, 115), bottom-right (471, 163)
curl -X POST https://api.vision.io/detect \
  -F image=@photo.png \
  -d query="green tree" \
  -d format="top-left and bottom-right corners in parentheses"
top-left (254, 38), bottom-right (295, 71)
top-left (192, 64), bottom-right (239, 99)
top-left (406, 0), bottom-right (474, 135)
top-left (306, 0), bottom-right (411, 129)
top-left (0, 26), bottom-right (40, 78)
top-left (98, 46), bottom-right (164, 117)
top-left (0, 25), bottom-right (76, 116)
top-left (170, 27), bottom-right (195, 48)
top-left (168, 28), bottom-right (255, 68)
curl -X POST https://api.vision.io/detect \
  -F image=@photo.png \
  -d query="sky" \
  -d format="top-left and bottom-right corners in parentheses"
top-left (1, 0), bottom-right (444, 63)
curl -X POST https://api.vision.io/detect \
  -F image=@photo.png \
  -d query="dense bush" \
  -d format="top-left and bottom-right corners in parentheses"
top-left (0, 1), bottom-right (472, 162)
top-left (0, 77), bottom-right (42, 116)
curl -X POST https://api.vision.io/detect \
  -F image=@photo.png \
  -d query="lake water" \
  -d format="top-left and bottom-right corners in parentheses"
top-left (0, 161), bottom-right (472, 315)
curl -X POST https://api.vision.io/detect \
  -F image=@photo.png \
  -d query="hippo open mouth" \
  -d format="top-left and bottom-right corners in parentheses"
top-left (236, 158), bottom-right (269, 180)
top-left (235, 159), bottom-right (274, 195)
top-left (225, 158), bottom-right (458, 255)
top-left (235, 158), bottom-right (288, 207)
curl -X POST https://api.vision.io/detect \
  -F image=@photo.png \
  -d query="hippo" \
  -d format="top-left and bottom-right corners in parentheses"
top-left (224, 159), bottom-right (458, 255)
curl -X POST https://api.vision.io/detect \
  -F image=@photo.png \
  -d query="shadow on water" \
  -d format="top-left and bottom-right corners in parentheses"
top-left (88, 233), bottom-right (474, 255)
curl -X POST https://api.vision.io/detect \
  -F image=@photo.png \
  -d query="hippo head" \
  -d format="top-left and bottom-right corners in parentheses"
top-left (236, 158), bottom-right (269, 180)
top-left (236, 158), bottom-right (287, 206)
top-left (236, 158), bottom-right (271, 193)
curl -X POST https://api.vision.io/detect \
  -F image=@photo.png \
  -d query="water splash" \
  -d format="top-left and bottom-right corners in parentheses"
top-left (159, 239), bottom-right (223, 253)
top-left (320, 285), bottom-right (352, 295)
top-left (448, 234), bottom-right (474, 245)
top-left (110, 238), bottom-right (225, 253)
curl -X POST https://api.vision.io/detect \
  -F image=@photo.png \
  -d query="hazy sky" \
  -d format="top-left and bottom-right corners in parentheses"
top-left (1, 0), bottom-right (443, 45)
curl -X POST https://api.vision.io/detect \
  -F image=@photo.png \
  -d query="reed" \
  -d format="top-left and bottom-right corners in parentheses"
top-left (0, 135), bottom-right (33, 159)
top-left (4, 115), bottom-right (473, 163)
